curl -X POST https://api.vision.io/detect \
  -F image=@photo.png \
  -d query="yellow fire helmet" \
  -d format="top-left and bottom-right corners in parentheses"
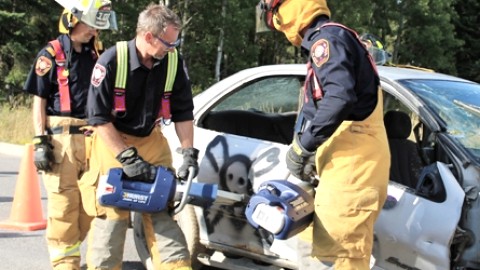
top-left (360, 33), bottom-right (391, 66)
top-left (58, 0), bottom-right (117, 34)
top-left (259, 0), bottom-right (330, 47)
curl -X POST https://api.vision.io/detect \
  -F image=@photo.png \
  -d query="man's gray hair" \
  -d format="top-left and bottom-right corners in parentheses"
top-left (136, 4), bottom-right (182, 36)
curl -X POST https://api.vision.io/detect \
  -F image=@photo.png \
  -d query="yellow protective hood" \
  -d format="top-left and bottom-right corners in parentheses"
top-left (273, 0), bottom-right (331, 47)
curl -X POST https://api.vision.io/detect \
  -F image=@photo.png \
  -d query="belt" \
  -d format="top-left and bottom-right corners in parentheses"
top-left (46, 126), bottom-right (85, 135)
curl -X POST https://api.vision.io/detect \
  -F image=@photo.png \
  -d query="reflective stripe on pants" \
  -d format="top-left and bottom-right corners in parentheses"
top-left (43, 116), bottom-right (91, 270)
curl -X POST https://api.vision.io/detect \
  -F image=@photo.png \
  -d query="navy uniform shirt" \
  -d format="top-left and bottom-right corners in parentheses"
top-left (299, 17), bottom-right (379, 151)
top-left (23, 34), bottom-right (98, 119)
top-left (87, 39), bottom-right (194, 137)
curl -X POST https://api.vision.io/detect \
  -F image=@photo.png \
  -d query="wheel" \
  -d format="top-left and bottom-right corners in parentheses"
top-left (174, 204), bottom-right (211, 270)
top-left (133, 212), bottom-right (154, 270)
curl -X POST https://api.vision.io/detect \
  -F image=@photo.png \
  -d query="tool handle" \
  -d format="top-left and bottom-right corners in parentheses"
top-left (173, 166), bottom-right (195, 214)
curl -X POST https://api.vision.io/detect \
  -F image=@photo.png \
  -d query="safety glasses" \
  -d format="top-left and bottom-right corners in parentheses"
top-left (154, 35), bottom-right (181, 49)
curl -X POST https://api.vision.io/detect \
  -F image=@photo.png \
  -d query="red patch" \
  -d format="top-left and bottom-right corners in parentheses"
top-left (91, 63), bottom-right (106, 87)
top-left (35, 56), bottom-right (52, 76)
top-left (311, 39), bottom-right (330, 67)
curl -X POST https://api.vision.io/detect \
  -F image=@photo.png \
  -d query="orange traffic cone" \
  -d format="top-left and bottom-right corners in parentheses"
top-left (0, 143), bottom-right (47, 231)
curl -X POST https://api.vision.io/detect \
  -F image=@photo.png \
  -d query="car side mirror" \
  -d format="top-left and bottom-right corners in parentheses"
top-left (421, 146), bottom-right (435, 165)
top-left (413, 121), bottom-right (436, 165)
top-left (415, 163), bottom-right (446, 203)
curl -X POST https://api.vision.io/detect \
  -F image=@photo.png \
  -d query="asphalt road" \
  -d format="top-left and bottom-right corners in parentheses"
top-left (0, 143), bottom-right (275, 270)
top-left (0, 143), bottom-right (146, 270)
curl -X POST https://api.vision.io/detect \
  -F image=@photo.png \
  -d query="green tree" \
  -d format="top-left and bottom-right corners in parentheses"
top-left (177, 0), bottom-right (263, 90)
top-left (453, 0), bottom-right (480, 82)
top-left (396, 0), bottom-right (462, 74)
top-left (0, 1), bottom-right (60, 104)
top-left (0, 0), bottom-right (477, 106)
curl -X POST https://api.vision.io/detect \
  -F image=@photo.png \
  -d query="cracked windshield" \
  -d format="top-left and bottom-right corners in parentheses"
top-left (400, 79), bottom-right (480, 161)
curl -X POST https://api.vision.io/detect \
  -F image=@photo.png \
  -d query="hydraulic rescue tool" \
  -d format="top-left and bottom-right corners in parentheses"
top-left (98, 166), bottom-right (244, 214)
top-left (98, 166), bottom-right (315, 239)
top-left (245, 180), bottom-right (315, 240)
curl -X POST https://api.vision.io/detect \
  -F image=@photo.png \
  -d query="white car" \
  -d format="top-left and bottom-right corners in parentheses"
top-left (134, 64), bottom-right (480, 270)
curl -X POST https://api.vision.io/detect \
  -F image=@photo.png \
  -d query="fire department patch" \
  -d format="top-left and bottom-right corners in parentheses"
top-left (91, 63), bottom-right (106, 87)
top-left (35, 56), bottom-right (52, 76)
top-left (311, 39), bottom-right (330, 68)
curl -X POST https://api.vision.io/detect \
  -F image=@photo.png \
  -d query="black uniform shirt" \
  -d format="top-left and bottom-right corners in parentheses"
top-left (86, 39), bottom-right (194, 137)
top-left (23, 34), bottom-right (97, 119)
top-left (299, 17), bottom-right (379, 151)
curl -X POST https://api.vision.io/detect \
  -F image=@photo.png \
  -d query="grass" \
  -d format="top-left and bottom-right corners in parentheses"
top-left (0, 105), bottom-right (34, 145)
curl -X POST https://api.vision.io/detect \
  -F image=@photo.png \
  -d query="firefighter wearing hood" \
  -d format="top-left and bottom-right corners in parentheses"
top-left (23, 0), bottom-right (116, 269)
top-left (258, 0), bottom-right (390, 269)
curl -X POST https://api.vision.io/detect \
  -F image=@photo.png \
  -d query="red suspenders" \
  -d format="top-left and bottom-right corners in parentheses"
top-left (49, 40), bottom-right (71, 114)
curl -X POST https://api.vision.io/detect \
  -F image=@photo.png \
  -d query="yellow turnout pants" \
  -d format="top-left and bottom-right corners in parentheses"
top-left (300, 90), bottom-right (390, 270)
top-left (43, 116), bottom-right (92, 270)
top-left (79, 126), bottom-right (191, 270)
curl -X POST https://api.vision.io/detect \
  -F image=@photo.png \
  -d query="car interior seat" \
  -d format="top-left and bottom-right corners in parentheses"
top-left (201, 110), bottom-right (296, 145)
top-left (384, 110), bottom-right (423, 188)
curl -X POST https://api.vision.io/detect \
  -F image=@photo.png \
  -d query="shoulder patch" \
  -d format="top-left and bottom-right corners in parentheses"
top-left (311, 39), bottom-right (330, 68)
top-left (35, 56), bottom-right (52, 76)
top-left (91, 63), bottom-right (106, 87)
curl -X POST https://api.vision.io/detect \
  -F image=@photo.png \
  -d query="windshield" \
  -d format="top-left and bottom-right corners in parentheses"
top-left (399, 79), bottom-right (480, 162)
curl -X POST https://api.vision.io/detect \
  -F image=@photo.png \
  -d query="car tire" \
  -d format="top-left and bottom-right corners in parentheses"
top-left (175, 204), bottom-right (211, 270)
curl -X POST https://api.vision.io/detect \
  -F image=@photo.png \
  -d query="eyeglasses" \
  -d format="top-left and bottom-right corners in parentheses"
top-left (154, 35), bottom-right (181, 49)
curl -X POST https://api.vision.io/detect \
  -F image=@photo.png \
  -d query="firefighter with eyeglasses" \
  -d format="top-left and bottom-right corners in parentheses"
top-left (257, 0), bottom-right (390, 269)
top-left (79, 3), bottom-right (196, 269)
top-left (22, 0), bottom-right (117, 269)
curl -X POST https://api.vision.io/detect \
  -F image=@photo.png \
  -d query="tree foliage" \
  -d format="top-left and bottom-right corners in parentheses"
top-left (0, 0), bottom-right (478, 106)
top-left (0, 1), bottom-right (60, 96)
top-left (453, 0), bottom-right (480, 82)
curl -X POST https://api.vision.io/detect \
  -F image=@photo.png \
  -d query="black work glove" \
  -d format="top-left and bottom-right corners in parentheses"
top-left (176, 147), bottom-right (199, 180)
top-left (32, 135), bottom-right (55, 172)
top-left (286, 134), bottom-right (316, 181)
top-left (116, 147), bottom-right (157, 183)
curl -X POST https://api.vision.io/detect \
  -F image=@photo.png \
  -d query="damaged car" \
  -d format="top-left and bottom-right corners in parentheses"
top-left (134, 64), bottom-right (480, 270)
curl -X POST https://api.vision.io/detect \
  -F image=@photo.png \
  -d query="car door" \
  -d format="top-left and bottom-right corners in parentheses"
top-left (374, 162), bottom-right (465, 270)
top-left (188, 75), bottom-right (304, 259)
top-left (374, 86), bottom-right (465, 270)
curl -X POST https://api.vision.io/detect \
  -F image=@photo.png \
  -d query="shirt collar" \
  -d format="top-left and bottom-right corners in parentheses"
top-left (301, 15), bottom-right (330, 52)
top-left (128, 39), bottom-right (141, 71)
top-left (127, 38), bottom-right (163, 71)
top-left (59, 34), bottom-right (72, 53)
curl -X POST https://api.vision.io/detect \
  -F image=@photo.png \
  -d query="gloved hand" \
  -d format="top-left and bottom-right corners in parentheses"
top-left (286, 134), bottom-right (316, 181)
top-left (176, 147), bottom-right (199, 180)
top-left (116, 147), bottom-right (157, 183)
top-left (32, 135), bottom-right (55, 172)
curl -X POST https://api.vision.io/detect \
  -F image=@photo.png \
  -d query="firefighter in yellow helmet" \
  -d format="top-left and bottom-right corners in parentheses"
top-left (360, 33), bottom-right (391, 66)
top-left (22, 0), bottom-right (116, 269)
top-left (258, 0), bottom-right (390, 269)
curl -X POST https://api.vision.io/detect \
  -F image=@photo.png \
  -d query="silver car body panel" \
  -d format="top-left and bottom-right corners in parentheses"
top-left (158, 64), bottom-right (478, 269)
top-left (374, 162), bottom-right (465, 270)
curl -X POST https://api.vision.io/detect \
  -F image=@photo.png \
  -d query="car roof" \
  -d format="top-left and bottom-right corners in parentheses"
top-left (226, 64), bottom-right (474, 84)
top-left (194, 64), bottom-right (476, 113)
top-left (377, 65), bottom-right (474, 83)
